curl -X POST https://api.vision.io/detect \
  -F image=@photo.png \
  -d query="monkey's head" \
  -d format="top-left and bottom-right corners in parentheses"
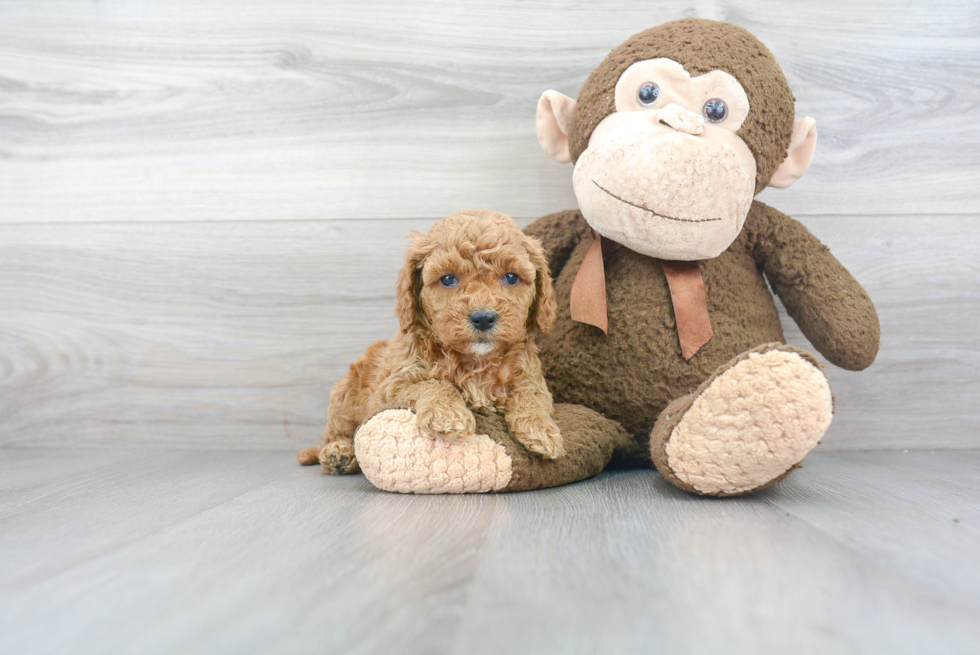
top-left (537, 19), bottom-right (817, 260)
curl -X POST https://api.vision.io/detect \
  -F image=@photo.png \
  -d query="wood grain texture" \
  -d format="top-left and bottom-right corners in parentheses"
top-left (0, 450), bottom-right (287, 590)
top-left (1, 215), bottom-right (977, 450)
top-left (1, 448), bottom-right (978, 655)
top-left (0, 0), bottom-right (978, 223)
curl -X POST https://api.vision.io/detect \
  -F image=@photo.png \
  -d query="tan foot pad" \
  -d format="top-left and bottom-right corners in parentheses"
top-left (354, 409), bottom-right (513, 494)
top-left (665, 349), bottom-right (833, 496)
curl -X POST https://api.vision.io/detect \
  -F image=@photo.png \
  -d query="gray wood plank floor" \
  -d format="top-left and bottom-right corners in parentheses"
top-left (2, 447), bottom-right (978, 655)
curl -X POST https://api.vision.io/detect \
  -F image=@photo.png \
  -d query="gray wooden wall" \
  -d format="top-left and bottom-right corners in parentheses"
top-left (1, 0), bottom-right (978, 451)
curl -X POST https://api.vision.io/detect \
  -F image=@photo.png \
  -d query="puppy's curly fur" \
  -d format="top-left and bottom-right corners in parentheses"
top-left (298, 209), bottom-right (562, 474)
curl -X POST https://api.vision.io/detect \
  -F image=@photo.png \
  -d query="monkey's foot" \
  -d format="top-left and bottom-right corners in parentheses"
top-left (354, 409), bottom-right (513, 494)
top-left (317, 440), bottom-right (360, 475)
top-left (651, 344), bottom-right (833, 496)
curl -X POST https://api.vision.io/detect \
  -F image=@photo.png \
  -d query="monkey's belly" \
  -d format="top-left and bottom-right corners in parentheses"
top-left (538, 241), bottom-right (785, 440)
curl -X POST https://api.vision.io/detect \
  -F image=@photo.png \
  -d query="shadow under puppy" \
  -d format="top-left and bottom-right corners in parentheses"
top-left (298, 209), bottom-right (563, 474)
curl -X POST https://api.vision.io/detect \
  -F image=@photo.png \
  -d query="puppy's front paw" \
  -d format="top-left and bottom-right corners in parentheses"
top-left (513, 418), bottom-right (565, 459)
top-left (319, 440), bottom-right (360, 475)
top-left (417, 399), bottom-right (477, 438)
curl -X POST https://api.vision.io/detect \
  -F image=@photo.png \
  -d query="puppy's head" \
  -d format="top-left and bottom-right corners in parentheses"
top-left (396, 209), bottom-right (557, 358)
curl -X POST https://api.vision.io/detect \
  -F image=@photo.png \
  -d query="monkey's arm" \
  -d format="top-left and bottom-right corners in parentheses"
top-left (523, 209), bottom-right (593, 279)
top-left (747, 201), bottom-right (880, 371)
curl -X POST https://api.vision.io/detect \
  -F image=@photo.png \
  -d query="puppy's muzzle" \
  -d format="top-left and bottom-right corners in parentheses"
top-left (469, 310), bottom-right (498, 332)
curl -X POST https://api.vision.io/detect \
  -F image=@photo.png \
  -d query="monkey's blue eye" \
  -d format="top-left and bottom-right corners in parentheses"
top-left (503, 272), bottom-right (519, 286)
top-left (703, 98), bottom-right (728, 123)
top-left (637, 82), bottom-right (660, 107)
top-left (439, 274), bottom-right (458, 287)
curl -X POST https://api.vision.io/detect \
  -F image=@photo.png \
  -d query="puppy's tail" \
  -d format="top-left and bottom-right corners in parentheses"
top-left (297, 445), bottom-right (322, 466)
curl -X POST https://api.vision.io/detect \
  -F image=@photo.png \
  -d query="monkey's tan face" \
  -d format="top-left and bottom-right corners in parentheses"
top-left (572, 58), bottom-right (757, 261)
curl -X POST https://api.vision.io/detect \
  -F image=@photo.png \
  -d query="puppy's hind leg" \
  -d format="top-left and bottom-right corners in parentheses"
top-left (297, 441), bottom-right (358, 475)
top-left (298, 340), bottom-right (387, 475)
top-left (316, 371), bottom-right (363, 474)
top-left (297, 367), bottom-right (358, 472)
top-left (316, 373), bottom-right (361, 474)
top-left (317, 440), bottom-right (359, 475)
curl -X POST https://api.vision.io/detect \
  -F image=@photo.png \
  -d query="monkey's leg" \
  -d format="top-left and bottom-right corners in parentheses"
top-left (352, 404), bottom-right (630, 494)
top-left (650, 343), bottom-right (833, 497)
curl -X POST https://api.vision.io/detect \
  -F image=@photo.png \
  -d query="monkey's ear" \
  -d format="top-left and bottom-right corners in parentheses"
top-left (536, 90), bottom-right (577, 164)
top-left (395, 232), bottom-right (430, 333)
top-left (768, 117), bottom-right (818, 189)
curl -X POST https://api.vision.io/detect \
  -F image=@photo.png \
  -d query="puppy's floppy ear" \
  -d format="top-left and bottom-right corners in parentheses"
top-left (395, 232), bottom-right (431, 333)
top-left (524, 235), bottom-right (558, 333)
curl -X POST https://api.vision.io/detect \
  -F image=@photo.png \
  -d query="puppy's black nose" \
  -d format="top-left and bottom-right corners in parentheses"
top-left (469, 311), bottom-right (498, 332)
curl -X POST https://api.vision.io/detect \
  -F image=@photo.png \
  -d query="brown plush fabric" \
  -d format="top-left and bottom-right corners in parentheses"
top-left (526, 209), bottom-right (594, 281)
top-left (524, 201), bottom-right (878, 463)
top-left (649, 342), bottom-right (826, 496)
top-left (468, 404), bottom-right (631, 492)
top-left (746, 204), bottom-right (881, 370)
top-left (568, 18), bottom-right (796, 194)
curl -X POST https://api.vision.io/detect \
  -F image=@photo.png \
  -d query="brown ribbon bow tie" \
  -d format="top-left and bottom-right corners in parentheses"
top-left (569, 230), bottom-right (713, 360)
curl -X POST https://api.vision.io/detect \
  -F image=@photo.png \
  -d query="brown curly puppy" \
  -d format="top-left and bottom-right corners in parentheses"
top-left (298, 209), bottom-right (562, 474)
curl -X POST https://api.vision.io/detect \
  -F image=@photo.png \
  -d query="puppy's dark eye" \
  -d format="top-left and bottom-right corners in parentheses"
top-left (439, 274), bottom-right (459, 288)
top-left (502, 272), bottom-right (519, 286)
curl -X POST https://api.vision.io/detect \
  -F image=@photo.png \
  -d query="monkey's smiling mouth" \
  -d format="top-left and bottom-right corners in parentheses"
top-left (593, 181), bottom-right (722, 223)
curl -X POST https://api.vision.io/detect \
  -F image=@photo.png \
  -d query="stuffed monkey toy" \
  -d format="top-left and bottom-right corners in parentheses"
top-left (345, 18), bottom-right (880, 496)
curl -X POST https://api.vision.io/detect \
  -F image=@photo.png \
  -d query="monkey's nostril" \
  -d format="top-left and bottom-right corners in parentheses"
top-left (469, 311), bottom-right (498, 332)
